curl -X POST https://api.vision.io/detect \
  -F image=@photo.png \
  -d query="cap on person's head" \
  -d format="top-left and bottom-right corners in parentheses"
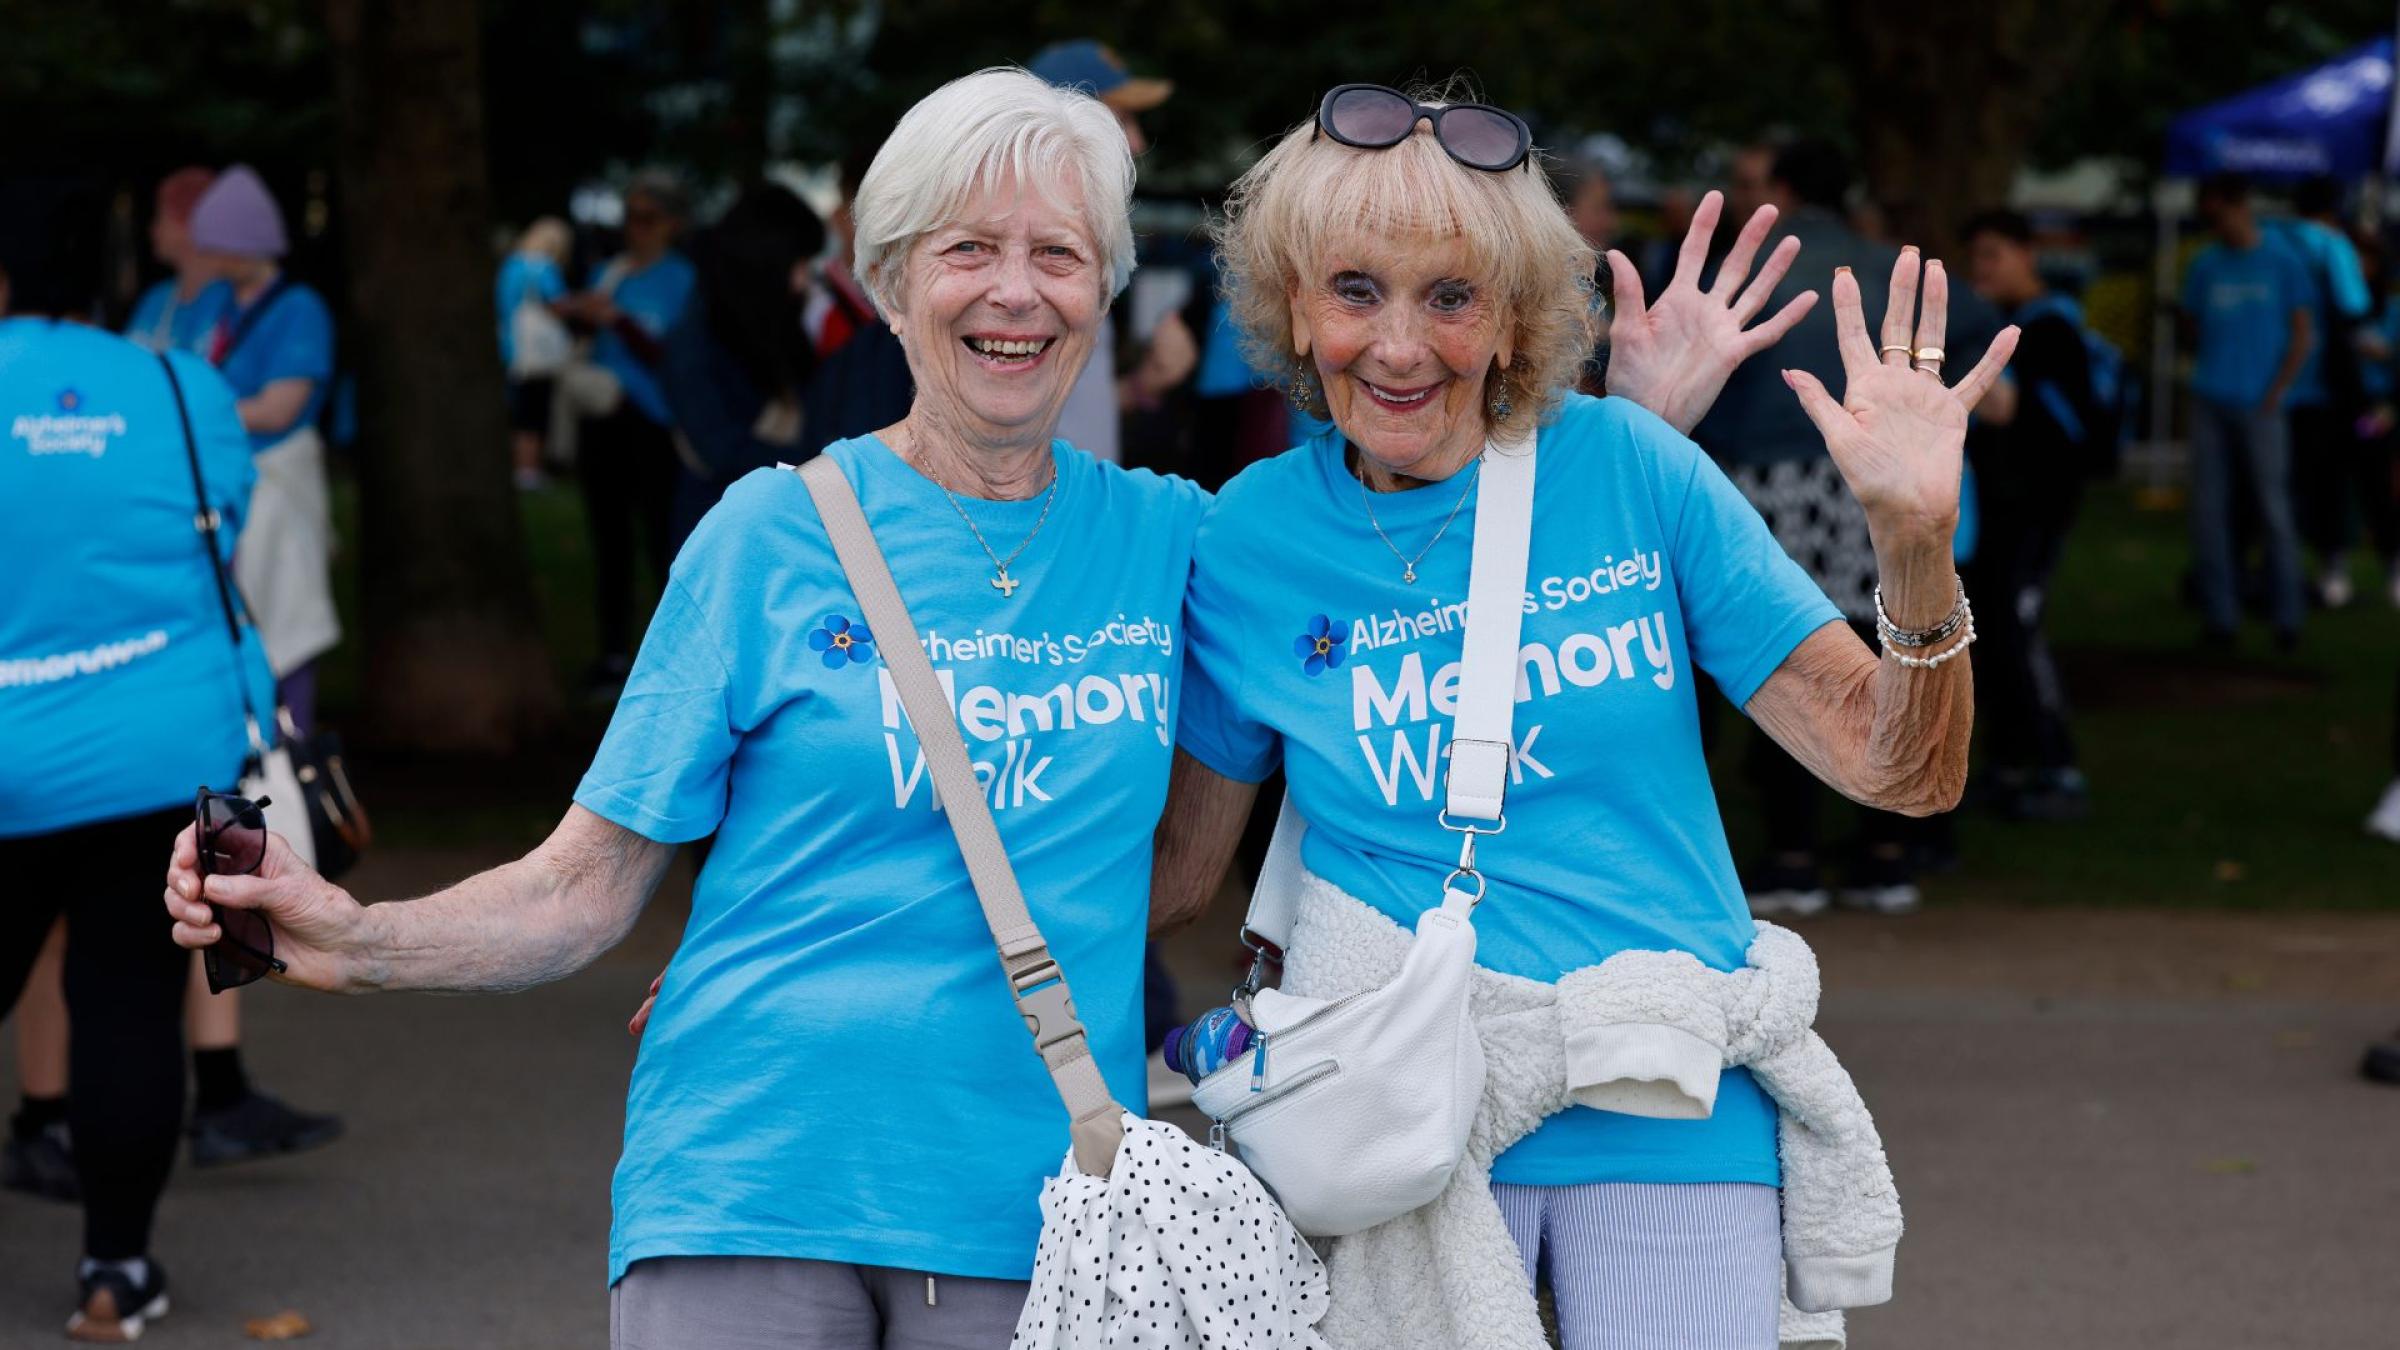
top-left (156, 167), bottom-right (217, 224)
top-left (1026, 40), bottom-right (1171, 111)
top-left (188, 164), bottom-right (289, 260)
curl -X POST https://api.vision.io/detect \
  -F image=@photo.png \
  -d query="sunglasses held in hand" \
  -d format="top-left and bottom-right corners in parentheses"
top-left (194, 787), bottom-right (287, 993)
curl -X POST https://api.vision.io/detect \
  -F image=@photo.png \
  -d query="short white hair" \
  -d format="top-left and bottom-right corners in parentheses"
top-left (853, 67), bottom-right (1136, 318)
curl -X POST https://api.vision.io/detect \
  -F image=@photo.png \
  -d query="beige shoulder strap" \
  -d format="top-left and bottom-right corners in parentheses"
top-left (795, 455), bottom-right (1124, 1176)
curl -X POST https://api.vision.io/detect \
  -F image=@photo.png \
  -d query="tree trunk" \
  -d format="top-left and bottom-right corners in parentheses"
top-left (326, 0), bottom-right (558, 751)
top-left (1833, 0), bottom-right (2116, 258)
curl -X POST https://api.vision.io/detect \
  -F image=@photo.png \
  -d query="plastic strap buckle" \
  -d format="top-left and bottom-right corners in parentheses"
top-left (1010, 960), bottom-right (1088, 1059)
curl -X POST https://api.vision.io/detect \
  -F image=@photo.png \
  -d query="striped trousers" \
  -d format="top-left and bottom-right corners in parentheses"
top-left (1492, 1181), bottom-right (1782, 1350)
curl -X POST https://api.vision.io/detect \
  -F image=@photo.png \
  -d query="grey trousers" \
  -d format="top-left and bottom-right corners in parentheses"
top-left (611, 1257), bottom-right (1031, 1350)
top-left (2188, 398), bottom-right (2305, 634)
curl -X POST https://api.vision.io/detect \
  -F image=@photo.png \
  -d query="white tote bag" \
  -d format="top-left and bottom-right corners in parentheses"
top-left (1189, 432), bottom-right (1536, 1238)
top-left (795, 457), bottom-right (1329, 1350)
top-left (509, 296), bottom-right (574, 379)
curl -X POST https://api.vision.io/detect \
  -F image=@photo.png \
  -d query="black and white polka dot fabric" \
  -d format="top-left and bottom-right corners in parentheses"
top-left (1727, 457), bottom-right (1880, 623)
top-left (1012, 1113), bottom-right (1330, 1349)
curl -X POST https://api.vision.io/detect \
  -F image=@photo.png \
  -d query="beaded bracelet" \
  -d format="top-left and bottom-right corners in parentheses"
top-left (1873, 577), bottom-right (1969, 649)
top-left (1888, 609), bottom-right (1977, 669)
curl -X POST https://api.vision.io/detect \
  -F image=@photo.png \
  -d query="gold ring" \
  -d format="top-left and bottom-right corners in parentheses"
top-left (1913, 361), bottom-right (1943, 376)
top-left (1878, 344), bottom-right (1912, 360)
top-left (1912, 346), bottom-right (1946, 364)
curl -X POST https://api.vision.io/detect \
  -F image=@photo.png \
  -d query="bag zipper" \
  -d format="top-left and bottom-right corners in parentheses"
top-left (1216, 1059), bottom-right (1340, 1126)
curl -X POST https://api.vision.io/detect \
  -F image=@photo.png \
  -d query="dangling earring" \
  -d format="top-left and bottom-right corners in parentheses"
top-left (1486, 366), bottom-right (1514, 422)
top-left (1288, 352), bottom-right (1323, 414)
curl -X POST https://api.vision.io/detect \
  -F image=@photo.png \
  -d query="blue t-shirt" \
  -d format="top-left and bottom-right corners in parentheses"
top-left (125, 279), bottom-right (232, 359)
top-left (1178, 394), bottom-right (1841, 1187)
top-left (575, 436), bottom-right (1208, 1283)
top-left (494, 252), bottom-right (567, 370)
top-left (594, 252), bottom-right (696, 425)
top-left (2182, 238), bottom-right (2315, 411)
top-left (213, 280), bottom-right (336, 453)
top-left (2, 319), bottom-right (276, 837)
top-left (2267, 219), bottom-right (2371, 408)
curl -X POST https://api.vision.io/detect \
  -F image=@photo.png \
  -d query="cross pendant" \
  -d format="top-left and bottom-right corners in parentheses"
top-left (991, 571), bottom-right (1021, 597)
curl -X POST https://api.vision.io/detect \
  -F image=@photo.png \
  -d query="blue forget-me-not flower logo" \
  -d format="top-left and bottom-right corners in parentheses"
top-left (1293, 614), bottom-right (1347, 676)
top-left (808, 614), bottom-right (875, 669)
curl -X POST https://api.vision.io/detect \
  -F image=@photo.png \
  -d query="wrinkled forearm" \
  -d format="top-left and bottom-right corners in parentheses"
top-left (1748, 612), bottom-right (1972, 819)
top-left (354, 807), bottom-right (672, 993)
top-left (1150, 751), bottom-right (1256, 937)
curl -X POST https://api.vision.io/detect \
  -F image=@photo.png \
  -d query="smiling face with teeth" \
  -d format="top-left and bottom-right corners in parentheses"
top-left (886, 174), bottom-right (1105, 463)
top-left (1290, 231), bottom-right (1513, 489)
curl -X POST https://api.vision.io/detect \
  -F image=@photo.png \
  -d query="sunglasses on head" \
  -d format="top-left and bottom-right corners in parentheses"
top-left (1313, 83), bottom-right (1534, 174)
top-left (194, 787), bottom-right (286, 993)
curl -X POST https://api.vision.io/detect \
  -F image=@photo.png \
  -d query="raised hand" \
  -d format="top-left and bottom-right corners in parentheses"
top-left (1783, 250), bottom-right (2017, 541)
top-left (165, 823), bottom-right (367, 993)
top-left (1600, 189), bottom-right (1819, 435)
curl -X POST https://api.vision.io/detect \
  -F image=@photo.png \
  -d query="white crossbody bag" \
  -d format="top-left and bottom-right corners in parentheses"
top-left (1189, 430), bottom-right (1537, 1237)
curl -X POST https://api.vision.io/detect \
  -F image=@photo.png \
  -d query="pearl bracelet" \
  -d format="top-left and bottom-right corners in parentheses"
top-left (1881, 614), bottom-right (1977, 667)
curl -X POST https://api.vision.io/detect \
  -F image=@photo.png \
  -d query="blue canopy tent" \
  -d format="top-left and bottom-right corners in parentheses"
top-left (2140, 38), bottom-right (2399, 479)
top-left (2166, 36), bottom-right (2394, 180)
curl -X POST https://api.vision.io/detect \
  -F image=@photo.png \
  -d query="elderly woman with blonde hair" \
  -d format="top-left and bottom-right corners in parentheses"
top-left (1154, 83), bottom-right (2013, 1347)
top-left (166, 68), bottom-right (1208, 1346)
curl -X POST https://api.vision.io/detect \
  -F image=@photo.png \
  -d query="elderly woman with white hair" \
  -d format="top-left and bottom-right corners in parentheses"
top-left (1152, 85), bottom-right (2015, 1348)
top-left (159, 69), bottom-right (1201, 1345)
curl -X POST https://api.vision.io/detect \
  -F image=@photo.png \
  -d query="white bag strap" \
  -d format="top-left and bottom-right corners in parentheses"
top-left (1239, 431), bottom-right (1537, 964)
top-left (795, 455), bottom-right (1125, 1177)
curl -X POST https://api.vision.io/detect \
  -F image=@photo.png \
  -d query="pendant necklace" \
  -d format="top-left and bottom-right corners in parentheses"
top-left (1356, 452), bottom-right (1481, 584)
top-left (899, 426), bottom-right (1059, 598)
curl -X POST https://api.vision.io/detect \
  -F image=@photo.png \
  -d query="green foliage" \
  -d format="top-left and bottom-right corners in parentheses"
top-left (0, 0), bottom-right (329, 171)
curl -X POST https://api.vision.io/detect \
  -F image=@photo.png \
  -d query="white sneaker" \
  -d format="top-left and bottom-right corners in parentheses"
top-left (1837, 882), bottom-right (1924, 915)
top-left (2367, 779), bottom-right (2400, 844)
top-left (1747, 886), bottom-right (1831, 919)
top-left (2318, 569), bottom-right (2355, 610)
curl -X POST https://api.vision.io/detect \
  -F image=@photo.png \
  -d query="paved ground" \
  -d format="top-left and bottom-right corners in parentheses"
top-left (4, 844), bottom-right (2395, 1348)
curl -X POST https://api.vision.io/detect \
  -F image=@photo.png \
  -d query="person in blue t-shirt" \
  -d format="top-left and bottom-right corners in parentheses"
top-left (494, 217), bottom-right (572, 490)
top-left (123, 168), bottom-right (232, 358)
top-left (2271, 178), bottom-right (2373, 605)
top-left (1150, 95), bottom-right (2013, 1348)
top-left (161, 71), bottom-right (1213, 1342)
top-left (1, 185), bottom-right (276, 1340)
top-left (2179, 173), bottom-right (2315, 648)
top-left (13, 166), bottom-right (344, 1214)
top-left (188, 164), bottom-right (342, 733)
top-left (558, 172), bottom-right (698, 690)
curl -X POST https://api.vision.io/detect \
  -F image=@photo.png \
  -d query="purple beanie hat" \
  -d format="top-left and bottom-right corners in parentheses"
top-left (189, 165), bottom-right (289, 260)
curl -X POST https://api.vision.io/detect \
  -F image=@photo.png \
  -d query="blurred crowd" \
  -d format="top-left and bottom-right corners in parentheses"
top-left (5, 30), bottom-right (2399, 1344)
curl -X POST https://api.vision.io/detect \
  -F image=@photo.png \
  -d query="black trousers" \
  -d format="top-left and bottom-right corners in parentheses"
top-left (2290, 402), bottom-right (2400, 564)
top-left (577, 406), bottom-right (679, 661)
top-left (1746, 619), bottom-right (1917, 864)
top-left (1964, 482), bottom-right (2083, 773)
top-left (0, 804), bottom-right (192, 1260)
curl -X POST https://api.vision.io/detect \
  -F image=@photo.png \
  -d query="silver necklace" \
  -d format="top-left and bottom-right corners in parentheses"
top-left (1356, 453), bottom-right (1481, 585)
top-left (900, 428), bottom-right (1060, 598)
